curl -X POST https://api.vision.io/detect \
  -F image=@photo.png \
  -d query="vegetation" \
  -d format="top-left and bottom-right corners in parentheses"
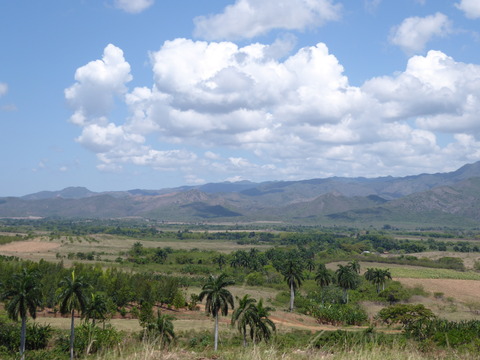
top-left (1, 268), bottom-right (42, 360)
top-left (1, 219), bottom-right (480, 359)
top-left (198, 273), bottom-right (235, 351)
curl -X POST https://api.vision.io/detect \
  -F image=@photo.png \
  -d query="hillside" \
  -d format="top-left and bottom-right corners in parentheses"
top-left (1, 162), bottom-right (480, 226)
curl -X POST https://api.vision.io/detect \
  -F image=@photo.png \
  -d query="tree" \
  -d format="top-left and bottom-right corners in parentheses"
top-left (213, 254), bottom-right (227, 270)
top-left (198, 274), bottom-right (234, 351)
top-left (253, 298), bottom-right (276, 343)
top-left (315, 264), bottom-right (334, 288)
top-left (231, 294), bottom-right (258, 347)
top-left (378, 269), bottom-right (392, 292)
top-left (335, 265), bottom-right (358, 304)
top-left (58, 270), bottom-right (90, 360)
top-left (348, 260), bottom-right (361, 274)
top-left (153, 248), bottom-right (168, 264)
top-left (377, 304), bottom-right (435, 327)
top-left (146, 310), bottom-right (175, 347)
top-left (315, 264), bottom-right (334, 304)
top-left (84, 293), bottom-right (109, 327)
top-left (1, 268), bottom-right (42, 360)
top-left (306, 258), bottom-right (316, 273)
top-left (281, 259), bottom-right (304, 312)
top-left (364, 268), bottom-right (392, 294)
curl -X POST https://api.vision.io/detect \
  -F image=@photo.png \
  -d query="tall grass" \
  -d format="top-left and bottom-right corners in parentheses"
top-left (90, 341), bottom-right (479, 360)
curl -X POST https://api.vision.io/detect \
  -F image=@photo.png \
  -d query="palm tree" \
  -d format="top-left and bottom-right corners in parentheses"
top-left (84, 292), bottom-right (109, 327)
top-left (253, 298), bottom-right (276, 343)
top-left (231, 294), bottom-right (258, 347)
top-left (58, 270), bottom-right (90, 360)
top-left (348, 260), bottom-right (361, 274)
top-left (315, 264), bottom-right (334, 303)
top-left (198, 273), bottom-right (234, 351)
top-left (315, 264), bottom-right (334, 288)
top-left (1, 268), bottom-right (42, 360)
top-left (281, 259), bottom-right (304, 312)
top-left (305, 258), bottom-right (316, 273)
top-left (336, 265), bottom-right (358, 304)
top-left (213, 254), bottom-right (227, 270)
top-left (147, 309), bottom-right (175, 347)
top-left (376, 269), bottom-right (392, 293)
top-left (364, 268), bottom-right (392, 293)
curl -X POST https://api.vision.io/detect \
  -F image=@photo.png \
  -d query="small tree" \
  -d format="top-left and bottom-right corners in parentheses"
top-left (146, 310), bottom-right (175, 347)
top-left (231, 294), bottom-right (258, 347)
top-left (198, 274), bottom-right (234, 351)
top-left (213, 254), bottom-right (227, 270)
top-left (377, 304), bottom-right (435, 328)
top-left (281, 259), bottom-right (304, 312)
top-left (253, 299), bottom-right (276, 343)
top-left (1, 268), bottom-right (42, 360)
top-left (58, 270), bottom-right (90, 360)
top-left (84, 293), bottom-right (109, 327)
top-left (336, 265), bottom-right (359, 304)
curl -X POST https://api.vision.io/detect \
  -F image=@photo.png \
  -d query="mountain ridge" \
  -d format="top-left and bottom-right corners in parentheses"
top-left (3, 161), bottom-right (480, 226)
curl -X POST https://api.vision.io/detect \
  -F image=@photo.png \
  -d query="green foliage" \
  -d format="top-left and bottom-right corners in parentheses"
top-left (377, 304), bottom-right (435, 327)
top-left (25, 323), bottom-right (53, 351)
top-left (56, 322), bottom-right (122, 356)
top-left (405, 318), bottom-right (480, 349)
top-left (145, 310), bottom-right (176, 347)
top-left (310, 304), bottom-right (368, 326)
top-left (311, 328), bottom-right (403, 351)
top-left (245, 272), bottom-right (265, 286)
top-left (0, 316), bottom-right (20, 352)
top-left (0, 317), bottom-right (52, 354)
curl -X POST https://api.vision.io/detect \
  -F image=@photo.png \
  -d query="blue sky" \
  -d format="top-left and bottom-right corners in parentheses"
top-left (1, 0), bottom-right (480, 196)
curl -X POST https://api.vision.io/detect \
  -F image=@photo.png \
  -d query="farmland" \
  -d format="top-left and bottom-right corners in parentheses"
top-left (1, 219), bottom-right (480, 359)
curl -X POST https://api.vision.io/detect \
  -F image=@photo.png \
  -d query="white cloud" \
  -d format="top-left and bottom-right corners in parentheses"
top-left (193, 0), bottom-right (342, 40)
top-left (114, 0), bottom-right (154, 14)
top-left (65, 44), bottom-right (132, 126)
top-left (67, 40), bottom-right (480, 182)
top-left (456, 0), bottom-right (480, 19)
top-left (0, 82), bottom-right (7, 96)
top-left (390, 13), bottom-right (452, 54)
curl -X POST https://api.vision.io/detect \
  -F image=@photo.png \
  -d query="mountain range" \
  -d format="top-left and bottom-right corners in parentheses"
top-left (2, 161), bottom-right (480, 227)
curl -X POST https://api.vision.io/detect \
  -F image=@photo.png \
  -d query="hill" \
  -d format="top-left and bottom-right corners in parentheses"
top-left (1, 162), bottom-right (480, 226)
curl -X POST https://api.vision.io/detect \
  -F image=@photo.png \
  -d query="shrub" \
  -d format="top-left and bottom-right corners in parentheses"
top-left (377, 304), bottom-right (435, 327)
top-left (311, 304), bottom-right (368, 326)
top-left (56, 323), bottom-right (122, 356)
top-left (26, 323), bottom-right (53, 350)
top-left (245, 272), bottom-right (265, 286)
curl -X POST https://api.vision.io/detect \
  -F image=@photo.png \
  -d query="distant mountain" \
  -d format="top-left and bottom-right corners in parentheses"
top-left (22, 186), bottom-right (96, 200)
top-left (3, 161), bottom-right (480, 226)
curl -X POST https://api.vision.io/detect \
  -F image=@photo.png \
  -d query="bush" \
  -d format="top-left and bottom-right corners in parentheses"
top-left (405, 318), bottom-right (480, 348)
top-left (245, 272), bottom-right (265, 286)
top-left (56, 323), bottom-right (122, 356)
top-left (0, 318), bottom-right (18, 352)
top-left (26, 323), bottom-right (53, 350)
top-left (311, 304), bottom-right (368, 326)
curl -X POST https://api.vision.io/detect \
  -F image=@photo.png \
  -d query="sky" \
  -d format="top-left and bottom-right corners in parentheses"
top-left (1, 0), bottom-right (480, 196)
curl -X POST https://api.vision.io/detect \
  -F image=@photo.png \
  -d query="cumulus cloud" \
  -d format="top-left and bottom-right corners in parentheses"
top-left (113, 0), bottom-right (154, 14)
top-left (66, 40), bottom-right (480, 182)
top-left (390, 13), bottom-right (452, 54)
top-left (193, 0), bottom-right (342, 40)
top-left (65, 44), bottom-right (132, 126)
top-left (456, 0), bottom-right (480, 19)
